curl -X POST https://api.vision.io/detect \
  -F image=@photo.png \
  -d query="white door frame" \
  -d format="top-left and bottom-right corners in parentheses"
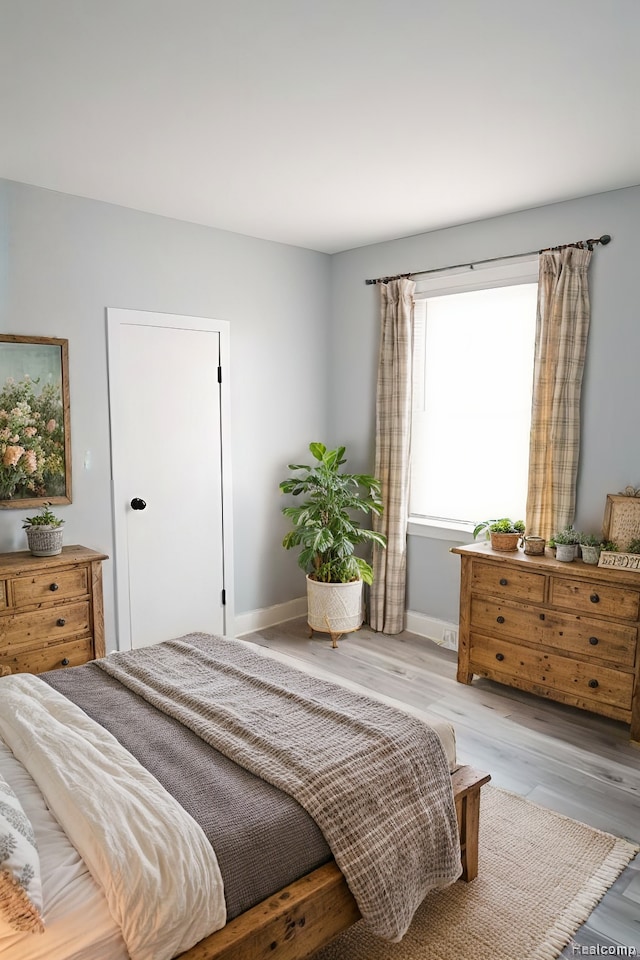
top-left (106, 308), bottom-right (235, 651)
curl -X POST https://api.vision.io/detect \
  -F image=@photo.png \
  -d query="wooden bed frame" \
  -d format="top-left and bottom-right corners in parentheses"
top-left (176, 765), bottom-right (490, 960)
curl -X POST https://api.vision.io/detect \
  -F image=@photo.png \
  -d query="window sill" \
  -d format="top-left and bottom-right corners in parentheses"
top-left (407, 517), bottom-right (476, 543)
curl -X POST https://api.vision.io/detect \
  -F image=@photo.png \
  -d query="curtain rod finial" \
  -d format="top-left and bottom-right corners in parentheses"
top-left (600, 234), bottom-right (612, 245)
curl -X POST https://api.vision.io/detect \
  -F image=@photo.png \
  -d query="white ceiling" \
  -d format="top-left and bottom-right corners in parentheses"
top-left (1, 0), bottom-right (639, 254)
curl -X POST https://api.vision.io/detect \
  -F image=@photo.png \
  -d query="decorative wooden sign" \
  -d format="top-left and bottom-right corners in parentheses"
top-left (602, 494), bottom-right (640, 551)
top-left (598, 551), bottom-right (640, 571)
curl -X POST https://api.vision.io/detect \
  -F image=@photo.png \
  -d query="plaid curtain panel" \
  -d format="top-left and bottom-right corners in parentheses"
top-left (526, 247), bottom-right (592, 542)
top-left (370, 278), bottom-right (415, 634)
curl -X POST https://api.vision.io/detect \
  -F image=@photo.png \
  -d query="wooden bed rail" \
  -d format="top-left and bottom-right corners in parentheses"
top-left (175, 765), bottom-right (491, 960)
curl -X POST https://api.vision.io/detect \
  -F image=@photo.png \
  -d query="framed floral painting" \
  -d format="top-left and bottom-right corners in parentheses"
top-left (0, 335), bottom-right (72, 507)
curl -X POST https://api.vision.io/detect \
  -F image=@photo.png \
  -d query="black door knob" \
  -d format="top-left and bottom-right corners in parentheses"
top-left (130, 498), bottom-right (147, 511)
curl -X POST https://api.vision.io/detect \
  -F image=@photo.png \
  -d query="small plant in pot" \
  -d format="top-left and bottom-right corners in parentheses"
top-left (552, 528), bottom-right (578, 562)
top-left (23, 502), bottom-right (65, 557)
top-left (579, 533), bottom-right (603, 565)
top-left (473, 518), bottom-right (525, 552)
top-left (280, 442), bottom-right (387, 647)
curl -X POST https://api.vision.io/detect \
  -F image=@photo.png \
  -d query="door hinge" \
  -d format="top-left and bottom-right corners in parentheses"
top-left (217, 365), bottom-right (222, 384)
top-left (221, 588), bottom-right (226, 606)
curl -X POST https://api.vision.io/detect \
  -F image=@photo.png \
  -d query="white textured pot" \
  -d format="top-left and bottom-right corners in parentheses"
top-left (25, 526), bottom-right (64, 557)
top-left (306, 575), bottom-right (363, 647)
top-left (555, 543), bottom-right (575, 562)
top-left (581, 544), bottom-right (601, 565)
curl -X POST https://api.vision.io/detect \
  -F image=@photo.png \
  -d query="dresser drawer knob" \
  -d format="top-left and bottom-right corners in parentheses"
top-left (589, 636), bottom-right (599, 646)
top-left (61, 658), bottom-right (70, 666)
top-left (50, 582), bottom-right (59, 591)
top-left (590, 593), bottom-right (600, 604)
top-left (56, 618), bottom-right (66, 627)
top-left (499, 578), bottom-right (508, 586)
top-left (588, 678), bottom-right (599, 689)
top-left (496, 616), bottom-right (505, 624)
top-left (495, 653), bottom-right (505, 661)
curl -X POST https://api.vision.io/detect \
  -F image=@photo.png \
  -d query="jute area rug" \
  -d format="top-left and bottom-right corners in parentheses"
top-left (314, 785), bottom-right (638, 960)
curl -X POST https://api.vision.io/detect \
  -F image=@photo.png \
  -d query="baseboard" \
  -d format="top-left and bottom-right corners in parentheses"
top-left (234, 597), bottom-right (307, 637)
top-left (234, 600), bottom-right (458, 649)
top-left (405, 610), bottom-right (459, 650)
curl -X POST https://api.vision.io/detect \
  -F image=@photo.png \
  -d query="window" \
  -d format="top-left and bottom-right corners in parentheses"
top-left (409, 257), bottom-right (538, 529)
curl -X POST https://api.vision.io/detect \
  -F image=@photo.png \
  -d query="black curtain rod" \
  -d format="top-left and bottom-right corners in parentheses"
top-left (364, 234), bottom-right (612, 286)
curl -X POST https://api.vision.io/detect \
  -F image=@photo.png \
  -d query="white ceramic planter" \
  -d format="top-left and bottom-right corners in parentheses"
top-left (581, 544), bottom-right (602, 565)
top-left (555, 543), bottom-right (575, 562)
top-left (25, 526), bottom-right (64, 557)
top-left (306, 575), bottom-right (363, 643)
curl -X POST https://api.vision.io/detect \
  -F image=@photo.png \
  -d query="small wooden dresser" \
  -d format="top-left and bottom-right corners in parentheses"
top-left (0, 545), bottom-right (107, 677)
top-left (452, 542), bottom-right (640, 744)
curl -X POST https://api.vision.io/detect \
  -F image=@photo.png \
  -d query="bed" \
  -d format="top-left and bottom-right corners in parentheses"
top-left (0, 634), bottom-right (490, 960)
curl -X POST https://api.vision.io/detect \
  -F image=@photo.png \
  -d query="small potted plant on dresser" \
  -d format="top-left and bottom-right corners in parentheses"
top-left (551, 528), bottom-right (577, 562)
top-left (580, 533), bottom-right (603, 565)
top-left (473, 518), bottom-right (525, 552)
top-left (22, 502), bottom-right (65, 557)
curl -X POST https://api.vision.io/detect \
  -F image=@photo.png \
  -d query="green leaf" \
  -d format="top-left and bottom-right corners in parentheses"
top-left (309, 442), bottom-right (326, 461)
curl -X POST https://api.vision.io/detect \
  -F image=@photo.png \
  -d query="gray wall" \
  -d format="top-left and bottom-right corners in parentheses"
top-left (0, 179), bottom-right (331, 648)
top-left (2, 178), bottom-right (639, 642)
top-left (329, 185), bottom-right (640, 623)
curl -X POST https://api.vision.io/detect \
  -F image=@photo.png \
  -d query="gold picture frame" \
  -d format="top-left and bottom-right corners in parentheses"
top-left (0, 335), bottom-right (72, 508)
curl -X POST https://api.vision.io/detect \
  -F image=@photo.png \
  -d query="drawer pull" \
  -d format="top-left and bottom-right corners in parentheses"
top-left (539, 613), bottom-right (545, 620)
top-left (496, 616), bottom-right (505, 624)
top-left (495, 653), bottom-right (505, 661)
top-left (50, 583), bottom-right (59, 591)
top-left (590, 593), bottom-right (600, 604)
top-left (499, 578), bottom-right (508, 586)
top-left (56, 618), bottom-right (66, 627)
top-left (588, 678), bottom-right (599, 689)
top-left (61, 658), bottom-right (70, 666)
top-left (589, 636), bottom-right (599, 646)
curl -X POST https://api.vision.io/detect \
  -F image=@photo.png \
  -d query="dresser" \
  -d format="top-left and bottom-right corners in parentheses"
top-left (452, 542), bottom-right (640, 744)
top-left (0, 545), bottom-right (107, 677)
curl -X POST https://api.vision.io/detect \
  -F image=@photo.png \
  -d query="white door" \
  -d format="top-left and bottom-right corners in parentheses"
top-left (107, 309), bottom-right (232, 650)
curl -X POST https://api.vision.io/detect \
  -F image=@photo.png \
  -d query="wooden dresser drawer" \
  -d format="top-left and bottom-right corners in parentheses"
top-left (470, 634), bottom-right (634, 710)
top-left (470, 597), bottom-right (637, 667)
top-left (472, 561), bottom-right (545, 603)
top-left (11, 567), bottom-right (89, 607)
top-left (0, 637), bottom-right (94, 675)
top-left (550, 576), bottom-right (640, 620)
top-left (0, 601), bottom-right (91, 653)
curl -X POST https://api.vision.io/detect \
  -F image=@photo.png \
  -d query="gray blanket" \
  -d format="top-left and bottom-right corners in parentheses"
top-left (43, 663), bottom-right (331, 920)
top-left (97, 634), bottom-right (461, 941)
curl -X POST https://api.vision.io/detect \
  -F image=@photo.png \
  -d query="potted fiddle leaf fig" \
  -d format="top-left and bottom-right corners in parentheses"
top-left (473, 518), bottom-right (525, 552)
top-left (23, 502), bottom-right (65, 557)
top-left (280, 442), bottom-right (387, 646)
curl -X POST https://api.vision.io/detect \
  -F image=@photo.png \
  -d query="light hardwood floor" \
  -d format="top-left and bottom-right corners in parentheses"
top-left (244, 618), bottom-right (640, 957)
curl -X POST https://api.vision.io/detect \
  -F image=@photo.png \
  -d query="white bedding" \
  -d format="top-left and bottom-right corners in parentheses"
top-left (0, 641), bottom-right (458, 960)
top-left (0, 674), bottom-right (226, 960)
top-left (0, 737), bottom-right (128, 960)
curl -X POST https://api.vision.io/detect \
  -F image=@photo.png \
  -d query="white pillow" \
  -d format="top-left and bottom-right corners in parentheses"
top-left (0, 774), bottom-right (44, 933)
